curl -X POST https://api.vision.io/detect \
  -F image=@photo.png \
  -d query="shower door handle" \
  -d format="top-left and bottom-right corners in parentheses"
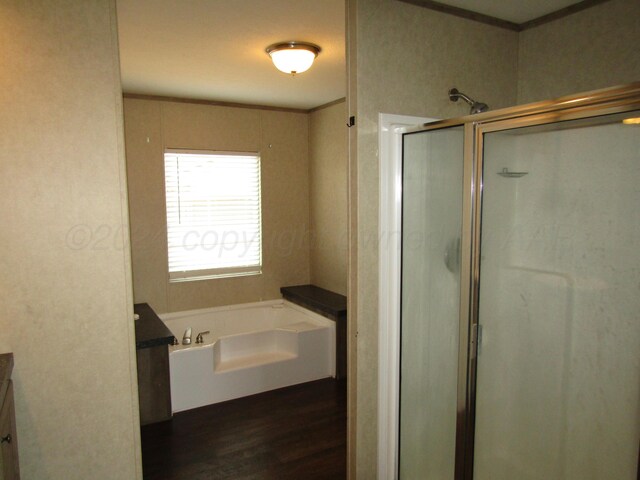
top-left (444, 237), bottom-right (461, 273)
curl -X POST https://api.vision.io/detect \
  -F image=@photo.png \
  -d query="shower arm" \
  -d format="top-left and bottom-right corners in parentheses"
top-left (448, 88), bottom-right (475, 106)
top-left (448, 87), bottom-right (489, 114)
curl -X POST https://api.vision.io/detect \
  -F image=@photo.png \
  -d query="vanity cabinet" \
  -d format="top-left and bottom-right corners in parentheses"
top-left (0, 354), bottom-right (19, 480)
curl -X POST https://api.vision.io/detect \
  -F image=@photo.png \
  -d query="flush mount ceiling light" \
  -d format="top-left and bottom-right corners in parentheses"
top-left (266, 41), bottom-right (321, 76)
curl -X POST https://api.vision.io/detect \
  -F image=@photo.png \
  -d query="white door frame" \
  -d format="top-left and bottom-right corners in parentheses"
top-left (377, 113), bottom-right (436, 479)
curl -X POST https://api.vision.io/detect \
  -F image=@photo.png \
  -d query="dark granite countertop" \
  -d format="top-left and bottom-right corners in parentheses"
top-left (134, 303), bottom-right (175, 349)
top-left (281, 285), bottom-right (347, 320)
top-left (0, 353), bottom-right (14, 404)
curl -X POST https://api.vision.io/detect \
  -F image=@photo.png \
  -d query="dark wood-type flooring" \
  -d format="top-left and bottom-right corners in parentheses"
top-left (141, 378), bottom-right (347, 480)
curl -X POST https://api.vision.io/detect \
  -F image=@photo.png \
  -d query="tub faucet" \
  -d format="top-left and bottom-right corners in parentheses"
top-left (195, 331), bottom-right (210, 344)
top-left (182, 327), bottom-right (192, 345)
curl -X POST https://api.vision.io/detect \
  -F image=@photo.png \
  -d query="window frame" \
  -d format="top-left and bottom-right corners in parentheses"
top-left (163, 148), bottom-right (263, 282)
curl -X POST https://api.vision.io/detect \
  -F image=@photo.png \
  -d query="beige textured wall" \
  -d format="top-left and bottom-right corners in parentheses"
top-left (309, 101), bottom-right (348, 296)
top-left (350, 0), bottom-right (519, 476)
top-left (518, 0), bottom-right (640, 104)
top-left (124, 98), bottom-right (311, 313)
top-left (0, 1), bottom-right (141, 479)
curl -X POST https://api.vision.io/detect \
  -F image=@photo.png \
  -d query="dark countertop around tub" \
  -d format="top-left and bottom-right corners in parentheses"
top-left (134, 303), bottom-right (175, 349)
top-left (280, 285), bottom-right (347, 320)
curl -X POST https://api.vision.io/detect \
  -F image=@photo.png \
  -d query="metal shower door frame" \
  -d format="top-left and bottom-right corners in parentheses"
top-left (401, 82), bottom-right (640, 480)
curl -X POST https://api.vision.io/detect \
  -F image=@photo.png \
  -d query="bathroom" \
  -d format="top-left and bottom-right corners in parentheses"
top-left (119, 0), bottom-right (640, 473)
top-left (120, 0), bottom-right (349, 476)
top-left (0, 0), bottom-right (639, 479)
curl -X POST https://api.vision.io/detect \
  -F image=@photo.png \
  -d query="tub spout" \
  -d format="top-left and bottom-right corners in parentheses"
top-left (182, 327), bottom-right (192, 345)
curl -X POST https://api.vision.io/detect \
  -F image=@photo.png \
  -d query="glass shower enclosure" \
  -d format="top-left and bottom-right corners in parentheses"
top-left (399, 83), bottom-right (640, 479)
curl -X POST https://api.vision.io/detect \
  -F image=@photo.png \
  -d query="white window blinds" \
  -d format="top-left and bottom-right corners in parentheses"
top-left (164, 150), bottom-right (262, 282)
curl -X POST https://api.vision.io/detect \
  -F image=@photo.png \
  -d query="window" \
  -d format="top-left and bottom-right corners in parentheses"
top-left (164, 149), bottom-right (262, 282)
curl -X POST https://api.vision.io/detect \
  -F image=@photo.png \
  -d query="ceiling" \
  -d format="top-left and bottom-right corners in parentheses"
top-left (116, 0), bottom-right (346, 110)
top-left (116, 0), bottom-right (584, 110)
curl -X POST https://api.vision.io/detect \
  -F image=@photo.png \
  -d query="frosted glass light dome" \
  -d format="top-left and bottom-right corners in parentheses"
top-left (266, 42), bottom-right (321, 75)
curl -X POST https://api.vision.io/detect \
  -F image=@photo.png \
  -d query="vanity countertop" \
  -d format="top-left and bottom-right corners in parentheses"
top-left (134, 303), bottom-right (175, 349)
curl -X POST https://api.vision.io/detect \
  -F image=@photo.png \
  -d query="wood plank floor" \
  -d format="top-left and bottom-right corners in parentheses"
top-left (141, 378), bottom-right (347, 480)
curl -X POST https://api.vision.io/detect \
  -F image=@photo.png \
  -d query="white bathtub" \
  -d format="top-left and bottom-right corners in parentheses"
top-left (160, 299), bottom-right (335, 412)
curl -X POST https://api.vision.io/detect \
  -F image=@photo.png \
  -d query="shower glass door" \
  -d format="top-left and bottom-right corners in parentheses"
top-left (399, 126), bottom-right (464, 479)
top-left (473, 111), bottom-right (640, 479)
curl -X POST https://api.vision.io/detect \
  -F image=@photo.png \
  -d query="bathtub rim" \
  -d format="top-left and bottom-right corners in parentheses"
top-left (159, 298), bottom-right (284, 322)
top-left (161, 299), bottom-right (336, 352)
top-left (159, 298), bottom-right (332, 323)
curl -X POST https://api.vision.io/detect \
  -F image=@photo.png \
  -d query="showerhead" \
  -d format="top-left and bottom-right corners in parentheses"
top-left (448, 88), bottom-right (489, 115)
top-left (470, 101), bottom-right (489, 114)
